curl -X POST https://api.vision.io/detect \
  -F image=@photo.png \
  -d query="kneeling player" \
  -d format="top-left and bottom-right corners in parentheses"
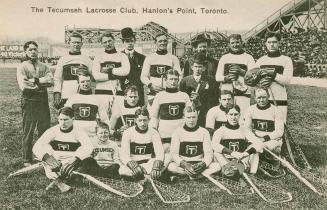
top-left (82, 122), bottom-right (120, 178)
top-left (119, 107), bottom-right (165, 180)
top-left (32, 107), bottom-right (93, 181)
top-left (168, 105), bottom-right (221, 178)
top-left (65, 70), bottom-right (109, 137)
top-left (206, 90), bottom-right (234, 135)
top-left (244, 88), bottom-right (284, 175)
top-left (109, 85), bottom-right (141, 145)
top-left (212, 105), bottom-right (263, 177)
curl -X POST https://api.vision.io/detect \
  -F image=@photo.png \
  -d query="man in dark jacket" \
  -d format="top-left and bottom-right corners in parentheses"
top-left (183, 33), bottom-right (218, 78)
top-left (120, 27), bottom-right (146, 106)
top-left (180, 53), bottom-right (220, 127)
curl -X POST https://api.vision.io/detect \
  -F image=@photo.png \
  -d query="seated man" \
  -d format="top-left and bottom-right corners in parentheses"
top-left (206, 90), bottom-right (234, 136)
top-left (244, 88), bottom-right (284, 175)
top-left (32, 107), bottom-right (93, 181)
top-left (65, 70), bottom-right (109, 136)
top-left (109, 85), bottom-right (141, 145)
top-left (119, 107), bottom-right (165, 181)
top-left (212, 105), bottom-right (263, 178)
top-left (168, 105), bottom-right (221, 179)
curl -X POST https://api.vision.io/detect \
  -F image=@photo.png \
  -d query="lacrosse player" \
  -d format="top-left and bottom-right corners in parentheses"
top-left (119, 107), bottom-right (165, 181)
top-left (109, 85), bottom-right (141, 144)
top-left (65, 70), bottom-right (109, 136)
top-left (168, 105), bottom-right (221, 178)
top-left (212, 105), bottom-right (264, 178)
top-left (150, 69), bottom-right (191, 161)
top-left (32, 107), bottom-right (93, 180)
top-left (53, 32), bottom-right (92, 109)
top-left (141, 33), bottom-right (181, 106)
top-left (255, 32), bottom-right (293, 123)
top-left (180, 53), bottom-right (220, 127)
top-left (244, 88), bottom-right (284, 175)
top-left (215, 34), bottom-right (255, 120)
top-left (206, 90), bottom-right (234, 135)
top-left (92, 32), bottom-right (130, 115)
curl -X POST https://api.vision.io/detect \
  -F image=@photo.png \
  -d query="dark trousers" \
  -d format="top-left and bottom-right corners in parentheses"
top-left (81, 157), bottom-right (120, 178)
top-left (21, 96), bottom-right (50, 163)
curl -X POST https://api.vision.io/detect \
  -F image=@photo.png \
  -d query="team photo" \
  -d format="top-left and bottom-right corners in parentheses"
top-left (1, 0), bottom-right (327, 209)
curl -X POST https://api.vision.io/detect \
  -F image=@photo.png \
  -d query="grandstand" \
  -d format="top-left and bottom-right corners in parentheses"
top-left (1, 1), bottom-right (326, 77)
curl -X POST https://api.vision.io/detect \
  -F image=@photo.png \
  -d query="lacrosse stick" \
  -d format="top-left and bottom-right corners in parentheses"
top-left (7, 162), bottom-right (43, 178)
top-left (227, 160), bottom-right (292, 203)
top-left (202, 173), bottom-right (254, 196)
top-left (268, 87), bottom-right (312, 170)
top-left (258, 159), bottom-right (286, 178)
top-left (264, 148), bottom-right (326, 196)
top-left (243, 173), bottom-right (292, 203)
top-left (143, 84), bottom-right (149, 108)
top-left (73, 171), bottom-right (143, 197)
top-left (145, 175), bottom-right (190, 203)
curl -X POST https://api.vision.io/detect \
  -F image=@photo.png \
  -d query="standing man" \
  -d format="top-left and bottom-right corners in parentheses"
top-left (53, 32), bottom-right (93, 109)
top-left (216, 34), bottom-right (255, 120)
top-left (92, 32), bottom-right (130, 116)
top-left (183, 33), bottom-right (218, 77)
top-left (255, 32), bottom-right (293, 123)
top-left (180, 53), bottom-right (220, 127)
top-left (120, 27), bottom-right (146, 106)
top-left (17, 41), bottom-right (54, 166)
top-left (141, 33), bottom-right (181, 106)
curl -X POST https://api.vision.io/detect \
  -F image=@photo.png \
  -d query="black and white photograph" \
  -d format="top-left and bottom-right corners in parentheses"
top-left (1, 0), bottom-right (327, 209)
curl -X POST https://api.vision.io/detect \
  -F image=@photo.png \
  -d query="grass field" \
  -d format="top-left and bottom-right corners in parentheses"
top-left (0, 67), bottom-right (326, 210)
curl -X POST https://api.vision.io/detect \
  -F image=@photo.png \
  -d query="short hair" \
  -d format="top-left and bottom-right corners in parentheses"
top-left (69, 32), bottom-right (83, 42)
top-left (254, 87), bottom-right (270, 97)
top-left (164, 69), bottom-right (180, 79)
top-left (95, 121), bottom-right (110, 133)
top-left (59, 107), bottom-right (74, 118)
top-left (228, 34), bottom-right (242, 43)
top-left (124, 85), bottom-right (139, 96)
top-left (220, 90), bottom-right (233, 98)
top-left (101, 32), bottom-right (115, 42)
top-left (225, 104), bottom-right (241, 114)
top-left (135, 106), bottom-right (149, 118)
top-left (154, 33), bottom-right (167, 41)
top-left (23, 41), bottom-right (38, 51)
top-left (264, 32), bottom-right (281, 42)
top-left (183, 104), bottom-right (197, 115)
top-left (191, 53), bottom-right (206, 65)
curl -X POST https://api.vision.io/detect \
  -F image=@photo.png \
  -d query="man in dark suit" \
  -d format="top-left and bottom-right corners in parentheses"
top-left (183, 33), bottom-right (218, 78)
top-left (120, 27), bottom-right (146, 106)
top-left (180, 53), bottom-right (220, 127)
